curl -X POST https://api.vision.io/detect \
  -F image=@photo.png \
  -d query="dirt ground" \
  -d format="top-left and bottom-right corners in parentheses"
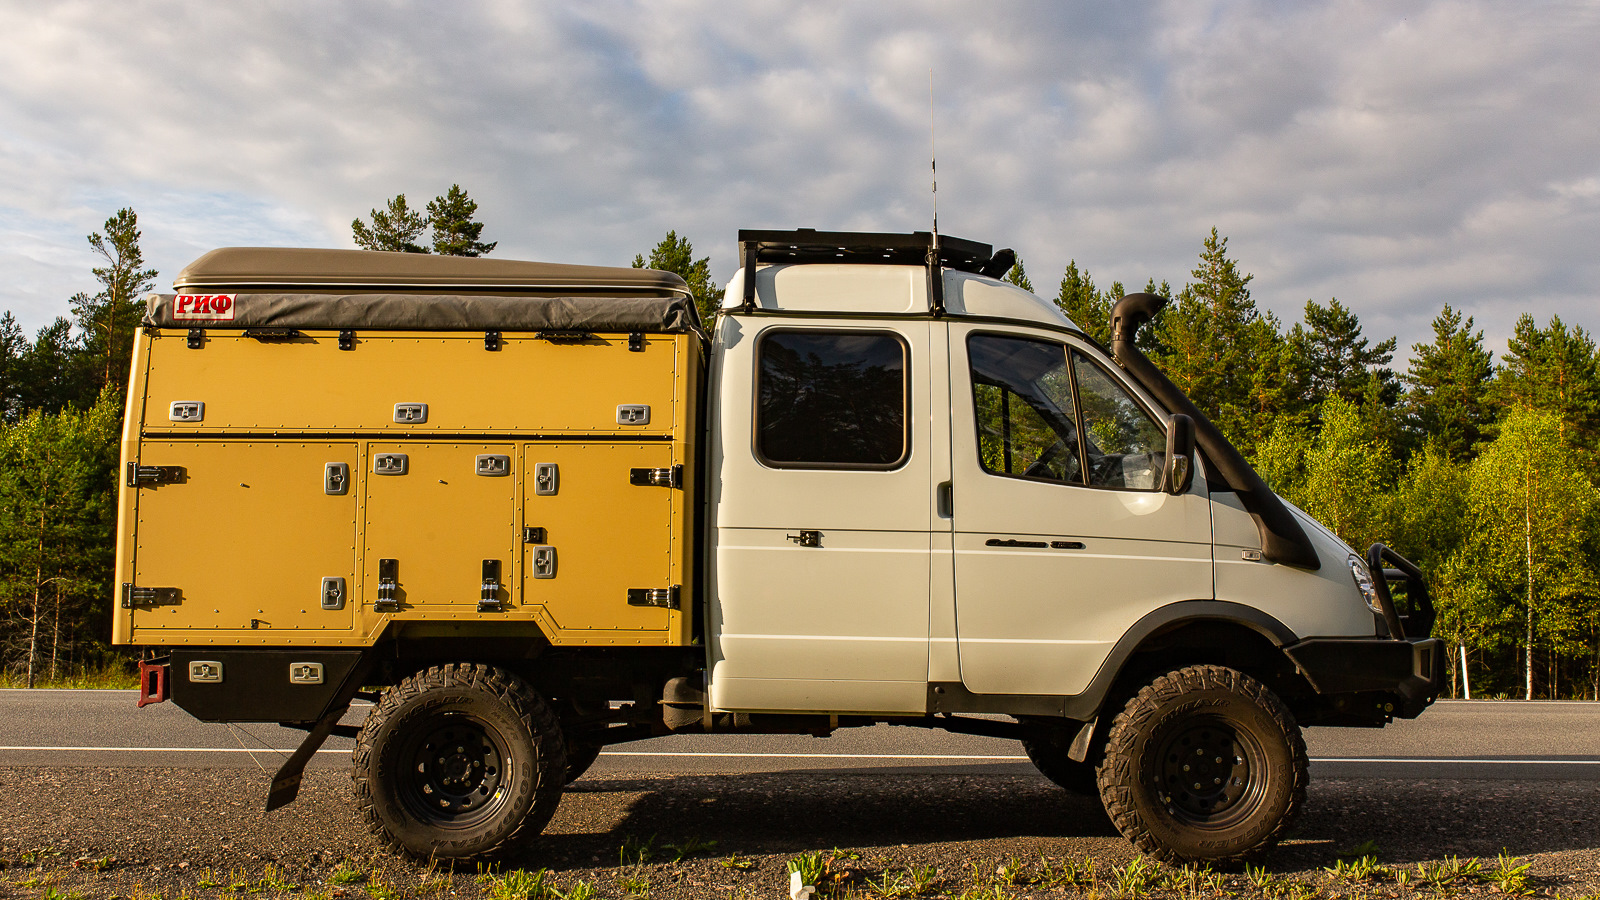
top-left (0, 767), bottom-right (1596, 899)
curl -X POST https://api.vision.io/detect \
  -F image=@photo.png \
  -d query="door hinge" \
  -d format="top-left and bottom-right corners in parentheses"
top-left (629, 464), bottom-right (682, 488)
top-left (479, 559), bottom-right (504, 612)
top-left (243, 328), bottom-right (302, 342)
top-left (627, 585), bottom-right (680, 610)
top-left (485, 329), bottom-right (502, 351)
top-left (122, 583), bottom-right (182, 609)
top-left (127, 463), bottom-right (185, 487)
top-left (187, 328), bottom-right (204, 349)
top-left (628, 332), bottom-right (645, 352)
top-left (374, 558), bottom-right (399, 612)
top-left (535, 330), bottom-right (595, 343)
top-left (338, 329), bottom-right (355, 351)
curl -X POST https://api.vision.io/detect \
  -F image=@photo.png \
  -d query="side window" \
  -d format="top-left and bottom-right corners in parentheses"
top-left (1072, 351), bottom-right (1167, 490)
top-left (967, 334), bottom-right (1083, 484)
top-left (756, 330), bottom-right (908, 468)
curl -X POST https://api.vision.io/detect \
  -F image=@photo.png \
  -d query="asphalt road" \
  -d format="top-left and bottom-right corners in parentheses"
top-left (1, 691), bottom-right (1596, 781)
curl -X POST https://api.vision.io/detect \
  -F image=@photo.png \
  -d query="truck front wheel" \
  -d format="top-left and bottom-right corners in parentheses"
top-left (353, 663), bottom-right (567, 859)
top-left (1097, 665), bottom-right (1307, 865)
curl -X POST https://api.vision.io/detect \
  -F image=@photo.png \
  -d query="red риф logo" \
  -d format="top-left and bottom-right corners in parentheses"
top-left (172, 294), bottom-right (236, 321)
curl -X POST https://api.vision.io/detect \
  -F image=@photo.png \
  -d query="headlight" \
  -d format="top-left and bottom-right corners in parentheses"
top-left (1347, 553), bottom-right (1381, 613)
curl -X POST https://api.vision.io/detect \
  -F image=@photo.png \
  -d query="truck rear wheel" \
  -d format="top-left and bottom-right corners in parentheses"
top-left (353, 663), bottom-right (567, 860)
top-left (1020, 721), bottom-right (1099, 796)
top-left (1097, 665), bottom-right (1307, 865)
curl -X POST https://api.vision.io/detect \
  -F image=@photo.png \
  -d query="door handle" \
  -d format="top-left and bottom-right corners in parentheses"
top-left (937, 481), bottom-right (953, 518)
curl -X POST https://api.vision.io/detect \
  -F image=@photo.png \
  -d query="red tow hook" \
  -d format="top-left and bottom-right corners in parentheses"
top-left (137, 658), bottom-right (169, 707)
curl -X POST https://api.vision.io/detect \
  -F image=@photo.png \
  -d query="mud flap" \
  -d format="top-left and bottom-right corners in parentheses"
top-left (265, 652), bottom-right (374, 811)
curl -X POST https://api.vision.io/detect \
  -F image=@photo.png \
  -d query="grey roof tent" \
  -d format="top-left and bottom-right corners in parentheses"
top-left (145, 247), bottom-right (699, 334)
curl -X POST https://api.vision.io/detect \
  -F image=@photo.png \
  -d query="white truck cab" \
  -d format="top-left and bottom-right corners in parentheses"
top-left (118, 229), bottom-right (1442, 865)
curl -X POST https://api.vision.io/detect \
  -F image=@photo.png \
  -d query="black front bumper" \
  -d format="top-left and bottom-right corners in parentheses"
top-left (1282, 543), bottom-right (1444, 723)
top-left (1283, 636), bottom-right (1444, 720)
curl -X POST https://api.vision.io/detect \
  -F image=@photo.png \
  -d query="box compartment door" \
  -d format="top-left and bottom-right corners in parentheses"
top-left (129, 441), bottom-right (358, 636)
top-left (520, 442), bottom-right (677, 637)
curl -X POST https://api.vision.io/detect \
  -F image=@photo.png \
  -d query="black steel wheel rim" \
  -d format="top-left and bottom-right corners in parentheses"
top-left (397, 713), bottom-right (512, 828)
top-left (1152, 716), bottom-right (1267, 828)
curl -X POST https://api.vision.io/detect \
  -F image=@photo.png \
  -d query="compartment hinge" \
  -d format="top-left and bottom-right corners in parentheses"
top-left (374, 558), bottom-right (399, 613)
top-left (187, 328), bottom-right (204, 349)
top-left (629, 464), bottom-right (682, 488)
top-left (627, 585), bottom-right (680, 610)
top-left (243, 328), bottom-right (302, 342)
top-left (337, 329), bottom-right (355, 351)
top-left (127, 462), bottom-right (185, 487)
top-left (122, 583), bottom-right (182, 609)
top-left (535, 330), bottom-right (596, 343)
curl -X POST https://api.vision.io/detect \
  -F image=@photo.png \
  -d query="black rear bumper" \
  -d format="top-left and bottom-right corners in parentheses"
top-left (1283, 636), bottom-right (1444, 720)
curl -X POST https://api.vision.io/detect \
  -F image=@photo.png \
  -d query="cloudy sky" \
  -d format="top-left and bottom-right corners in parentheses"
top-left (2, 1), bottom-right (1596, 361)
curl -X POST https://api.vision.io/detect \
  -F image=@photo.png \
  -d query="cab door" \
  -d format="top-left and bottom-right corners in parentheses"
top-left (708, 319), bottom-right (935, 714)
top-left (949, 325), bottom-right (1213, 697)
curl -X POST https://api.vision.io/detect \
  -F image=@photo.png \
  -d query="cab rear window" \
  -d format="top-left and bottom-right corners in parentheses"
top-left (756, 330), bottom-right (908, 468)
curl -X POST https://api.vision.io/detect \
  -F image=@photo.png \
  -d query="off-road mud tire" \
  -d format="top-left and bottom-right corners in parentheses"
top-left (1097, 665), bottom-right (1308, 865)
top-left (353, 663), bottom-right (566, 860)
top-left (1021, 722), bottom-right (1100, 796)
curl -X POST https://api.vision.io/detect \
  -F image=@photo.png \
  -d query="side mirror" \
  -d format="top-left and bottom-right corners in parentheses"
top-left (1163, 414), bottom-right (1195, 494)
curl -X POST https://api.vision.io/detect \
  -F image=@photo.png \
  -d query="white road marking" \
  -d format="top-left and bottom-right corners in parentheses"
top-left (0, 746), bottom-right (1595, 765)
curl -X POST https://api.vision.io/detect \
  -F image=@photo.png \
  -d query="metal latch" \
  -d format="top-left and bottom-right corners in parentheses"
top-left (533, 462), bottom-right (558, 495)
top-left (320, 576), bottom-right (346, 610)
top-left (374, 453), bottom-right (408, 475)
top-left (374, 559), bottom-right (399, 612)
top-left (616, 404), bottom-right (651, 425)
top-left (168, 401), bottom-right (204, 422)
top-left (786, 530), bottom-right (822, 548)
top-left (393, 403), bottom-right (428, 424)
top-left (531, 546), bottom-right (556, 579)
top-left (629, 465), bottom-right (682, 488)
top-left (475, 454), bottom-right (510, 477)
top-left (479, 559), bottom-right (504, 611)
top-left (324, 462), bottom-right (349, 495)
top-left (126, 463), bottom-right (184, 487)
top-left (122, 584), bottom-right (182, 609)
top-left (627, 586), bottom-right (680, 610)
top-left (289, 662), bottom-right (324, 685)
top-left (522, 526), bottom-right (547, 543)
top-left (188, 660), bottom-right (223, 683)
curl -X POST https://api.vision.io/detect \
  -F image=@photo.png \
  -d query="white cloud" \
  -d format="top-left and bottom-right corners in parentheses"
top-left (0, 0), bottom-right (1595, 364)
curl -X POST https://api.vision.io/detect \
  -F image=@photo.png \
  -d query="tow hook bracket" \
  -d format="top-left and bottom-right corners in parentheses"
top-left (137, 658), bottom-right (170, 708)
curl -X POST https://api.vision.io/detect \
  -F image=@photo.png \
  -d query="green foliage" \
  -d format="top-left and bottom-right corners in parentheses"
top-left (0, 391), bottom-right (121, 685)
top-left (1492, 313), bottom-right (1600, 447)
top-left (1404, 304), bottom-right (1495, 459)
top-left (353, 186), bottom-right (496, 257)
top-left (428, 184), bottom-right (497, 257)
top-left (1288, 297), bottom-right (1397, 409)
top-left (1053, 259), bottom-right (1128, 348)
top-left (352, 194), bottom-right (429, 253)
top-left (1003, 256), bottom-right (1033, 293)
top-left (72, 208), bottom-right (159, 401)
top-left (633, 230), bottom-right (718, 325)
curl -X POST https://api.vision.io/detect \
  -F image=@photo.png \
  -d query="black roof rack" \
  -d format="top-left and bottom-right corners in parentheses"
top-left (735, 228), bottom-right (1011, 315)
top-left (737, 228), bottom-right (994, 272)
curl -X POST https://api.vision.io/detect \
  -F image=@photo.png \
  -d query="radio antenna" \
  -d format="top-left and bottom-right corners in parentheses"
top-left (929, 68), bottom-right (939, 247)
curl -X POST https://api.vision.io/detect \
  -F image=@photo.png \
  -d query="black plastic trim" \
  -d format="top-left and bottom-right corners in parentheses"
top-left (927, 601), bottom-right (1299, 720)
top-left (1283, 637), bottom-right (1443, 718)
top-left (170, 648), bottom-right (366, 724)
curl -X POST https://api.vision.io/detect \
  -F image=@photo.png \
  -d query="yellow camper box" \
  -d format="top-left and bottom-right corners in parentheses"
top-left (113, 248), bottom-right (702, 650)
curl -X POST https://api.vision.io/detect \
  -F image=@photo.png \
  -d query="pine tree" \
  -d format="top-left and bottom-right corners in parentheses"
top-left (1491, 313), bottom-right (1600, 448)
top-left (15, 319), bottom-right (84, 415)
top-left (633, 231), bottom-right (719, 324)
top-left (69, 208), bottom-right (157, 400)
top-left (1154, 229), bottom-right (1284, 452)
top-left (1055, 260), bottom-right (1109, 344)
top-left (1288, 297), bottom-right (1398, 408)
top-left (1004, 257), bottom-right (1033, 293)
top-left (1403, 304), bottom-right (1494, 460)
top-left (352, 194), bottom-right (430, 253)
top-left (427, 185), bottom-right (497, 257)
top-left (0, 313), bottom-right (25, 423)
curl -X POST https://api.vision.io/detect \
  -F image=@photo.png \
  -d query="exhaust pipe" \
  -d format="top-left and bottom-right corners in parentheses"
top-left (1110, 294), bottom-right (1320, 570)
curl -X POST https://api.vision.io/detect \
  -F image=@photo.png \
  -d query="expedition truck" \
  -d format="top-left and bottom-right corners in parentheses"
top-left (115, 229), bottom-right (1443, 864)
